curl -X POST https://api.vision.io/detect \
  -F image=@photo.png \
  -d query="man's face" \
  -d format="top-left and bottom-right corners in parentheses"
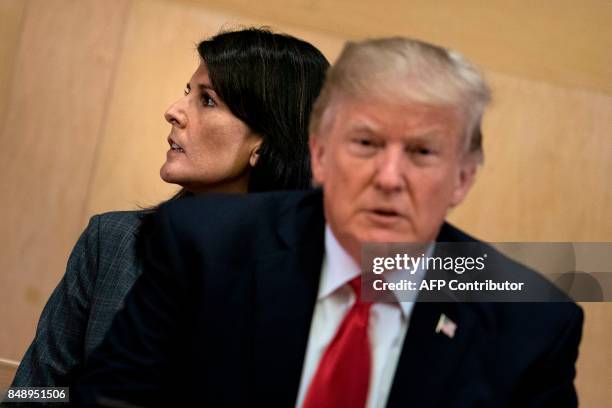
top-left (310, 96), bottom-right (477, 262)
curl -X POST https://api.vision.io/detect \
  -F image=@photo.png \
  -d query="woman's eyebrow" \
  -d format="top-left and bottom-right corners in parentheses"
top-left (185, 82), bottom-right (215, 92)
top-left (197, 83), bottom-right (215, 92)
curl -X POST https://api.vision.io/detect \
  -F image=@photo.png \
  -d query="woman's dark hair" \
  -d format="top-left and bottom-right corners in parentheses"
top-left (197, 27), bottom-right (329, 191)
top-left (140, 27), bottom-right (329, 216)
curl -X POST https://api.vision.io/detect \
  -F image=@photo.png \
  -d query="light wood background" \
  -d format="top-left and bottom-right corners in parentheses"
top-left (0, 358), bottom-right (18, 396)
top-left (1, 0), bottom-right (610, 405)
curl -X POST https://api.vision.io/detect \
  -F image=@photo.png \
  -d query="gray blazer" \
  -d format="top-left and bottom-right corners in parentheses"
top-left (11, 211), bottom-right (145, 387)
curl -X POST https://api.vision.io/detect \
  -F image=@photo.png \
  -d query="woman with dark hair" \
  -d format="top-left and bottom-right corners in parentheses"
top-left (11, 27), bottom-right (329, 388)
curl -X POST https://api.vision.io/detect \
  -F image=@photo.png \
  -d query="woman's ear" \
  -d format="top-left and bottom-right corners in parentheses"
top-left (249, 140), bottom-right (262, 167)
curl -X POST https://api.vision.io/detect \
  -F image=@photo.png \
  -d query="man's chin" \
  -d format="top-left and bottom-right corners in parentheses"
top-left (357, 228), bottom-right (419, 245)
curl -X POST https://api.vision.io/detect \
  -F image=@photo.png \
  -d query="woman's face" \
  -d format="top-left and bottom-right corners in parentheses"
top-left (160, 63), bottom-right (262, 193)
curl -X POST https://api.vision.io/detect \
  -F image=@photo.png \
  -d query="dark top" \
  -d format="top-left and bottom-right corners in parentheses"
top-left (11, 211), bottom-right (145, 388)
top-left (72, 190), bottom-right (583, 407)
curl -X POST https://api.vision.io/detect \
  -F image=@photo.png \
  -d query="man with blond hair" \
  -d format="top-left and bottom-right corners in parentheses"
top-left (74, 37), bottom-right (583, 407)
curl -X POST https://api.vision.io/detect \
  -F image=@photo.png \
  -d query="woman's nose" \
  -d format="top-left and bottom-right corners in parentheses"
top-left (164, 98), bottom-right (187, 128)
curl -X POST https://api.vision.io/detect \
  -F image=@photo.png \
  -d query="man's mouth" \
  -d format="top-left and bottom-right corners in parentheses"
top-left (370, 208), bottom-right (401, 217)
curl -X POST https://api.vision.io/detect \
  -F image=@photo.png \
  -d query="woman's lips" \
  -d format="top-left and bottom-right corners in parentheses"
top-left (167, 136), bottom-right (185, 152)
top-left (170, 142), bottom-right (184, 152)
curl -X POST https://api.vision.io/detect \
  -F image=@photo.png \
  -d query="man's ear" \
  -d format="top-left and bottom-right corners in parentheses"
top-left (450, 159), bottom-right (478, 208)
top-left (249, 139), bottom-right (263, 167)
top-left (309, 134), bottom-right (327, 186)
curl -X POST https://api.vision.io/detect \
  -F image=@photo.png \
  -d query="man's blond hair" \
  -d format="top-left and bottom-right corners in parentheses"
top-left (309, 37), bottom-right (491, 162)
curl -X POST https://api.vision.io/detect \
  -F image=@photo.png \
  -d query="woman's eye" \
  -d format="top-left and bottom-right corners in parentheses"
top-left (202, 94), bottom-right (215, 107)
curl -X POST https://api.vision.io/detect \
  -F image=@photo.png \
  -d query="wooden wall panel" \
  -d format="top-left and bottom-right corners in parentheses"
top-left (0, 358), bottom-right (18, 394)
top-left (449, 72), bottom-right (612, 241)
top-left (447, 73), bottom-right (612, 407)
top-left (190, 0), bottom-right (612, 94)
top-left (0, 0), bottom-right (27, 131)
top-left (0, 0), bottom-right (130, 360)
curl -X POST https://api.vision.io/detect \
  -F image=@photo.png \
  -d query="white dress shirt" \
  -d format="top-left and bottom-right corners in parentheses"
top-left (296, 226), bottom-right (421, 408)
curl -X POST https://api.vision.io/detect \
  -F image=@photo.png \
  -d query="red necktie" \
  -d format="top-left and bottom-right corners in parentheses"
top-left (303, 277), bottom-right (373, 408)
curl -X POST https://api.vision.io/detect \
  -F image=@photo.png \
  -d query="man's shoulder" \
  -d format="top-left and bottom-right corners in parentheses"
top-left (166, 189), bottom-right (317, 212)
top-left (442, 223), bottom-right (582, 329)
top-left (160, 190), bottom-right (320, 226)
top-left (437, 222), bottom-right (480, 243)
top-left (155, 189), bottom-right (324, 253)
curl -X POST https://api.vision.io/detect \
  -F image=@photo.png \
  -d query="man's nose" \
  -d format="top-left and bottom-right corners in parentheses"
top-left (164, 97), bottom-right (187, 128)
top-left (374, 147), bottom-right (406, 193)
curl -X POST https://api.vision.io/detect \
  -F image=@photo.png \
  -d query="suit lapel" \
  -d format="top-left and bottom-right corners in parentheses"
top-left (386, 300), bottom-right (479, 407)
top-left (250, 191), bottom-right (325, 406)
top-left (249, 203), bottom-right (483, 406)
top-left (387, 222), bottom-right (480, 407)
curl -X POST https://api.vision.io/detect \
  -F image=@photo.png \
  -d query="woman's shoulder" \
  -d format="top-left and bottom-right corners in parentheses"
top-left (77, 210), bottom-right (147, 267)
top-left (89, 209), bottom-right (147, 235)
top-left (63, 210), bottom-right (149, 357)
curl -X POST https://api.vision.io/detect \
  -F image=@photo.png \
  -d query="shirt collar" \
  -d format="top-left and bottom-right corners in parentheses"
top-left (319, 225), bottom-right (415, 319)
top-left (319, 225), bottom-right (360, 300)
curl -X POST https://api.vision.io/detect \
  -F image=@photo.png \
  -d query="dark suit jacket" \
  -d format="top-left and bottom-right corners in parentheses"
top-left (73, 190), bottom-right (583, 407)
top-left (11, 211), bottom-right (145, 388)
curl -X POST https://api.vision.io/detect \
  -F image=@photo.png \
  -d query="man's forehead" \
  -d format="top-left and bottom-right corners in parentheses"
top-left (335, 102), bottom-right (460, 136)
top-left (345, 119), bottom-right (382, 134)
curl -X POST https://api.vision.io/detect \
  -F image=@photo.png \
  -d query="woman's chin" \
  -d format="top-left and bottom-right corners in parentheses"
top-left (159, 164), bottom-right (181, 185)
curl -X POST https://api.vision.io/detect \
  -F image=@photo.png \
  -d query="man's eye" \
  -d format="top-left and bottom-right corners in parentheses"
top-left (408, 146), bottom-right (433, 156)
top-left (348, 137), bottom-right (379, 156)
top-left (355, 138), bottom-right (374, 147)
top-left (183, 87), bottom-right (190, 96)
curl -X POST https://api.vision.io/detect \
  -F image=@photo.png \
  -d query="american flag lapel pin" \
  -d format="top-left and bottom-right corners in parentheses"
top-left (435, 313), bottom-right (457, 339)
